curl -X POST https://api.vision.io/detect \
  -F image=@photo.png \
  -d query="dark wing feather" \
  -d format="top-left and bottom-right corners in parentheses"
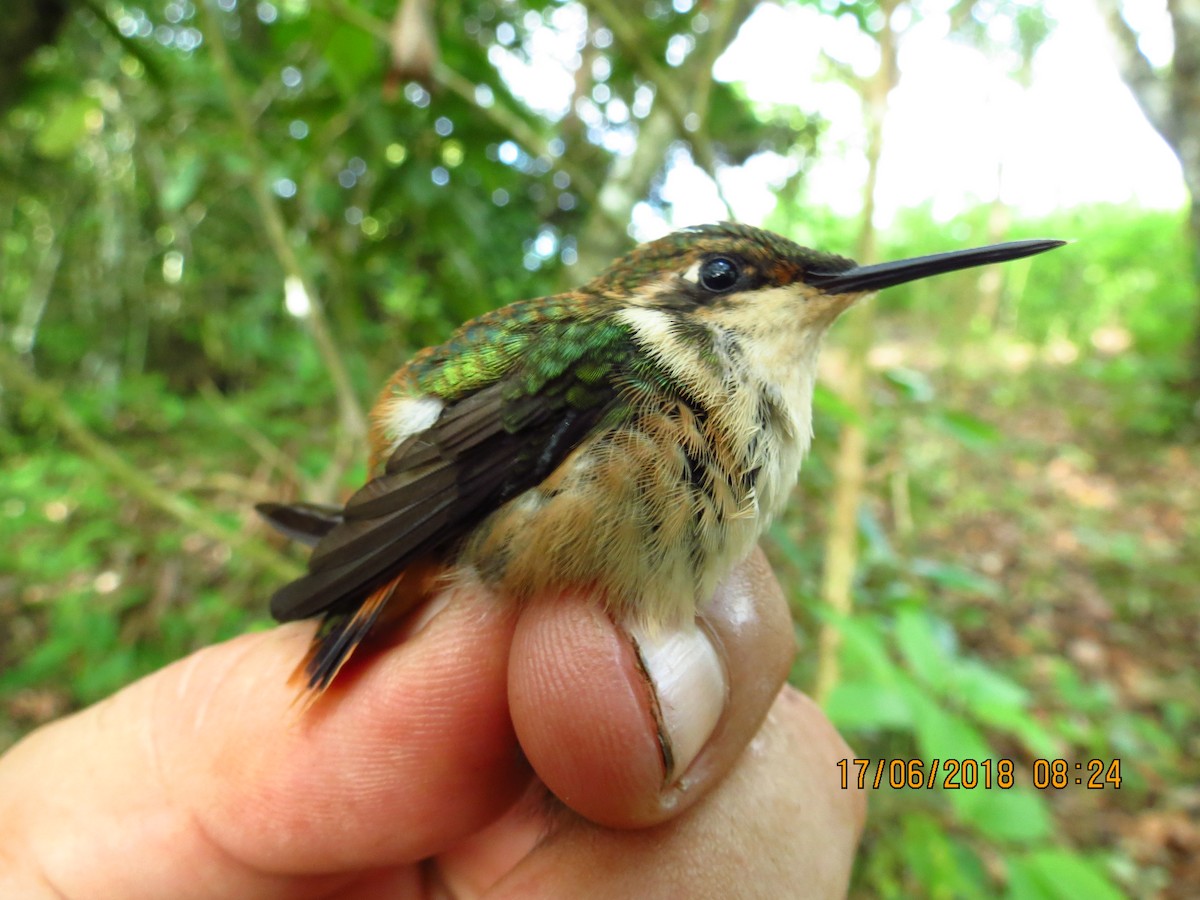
top-left (256, 502), bottom-right (344, 546)
top-left (268, 379), bottom-right (617, 623)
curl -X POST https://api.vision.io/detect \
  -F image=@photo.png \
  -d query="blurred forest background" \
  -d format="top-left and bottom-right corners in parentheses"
top-left (1, 0), bottom-right (1197, 896)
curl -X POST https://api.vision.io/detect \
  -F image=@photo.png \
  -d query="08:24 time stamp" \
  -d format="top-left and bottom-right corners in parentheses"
top-left (836, 758), bottom-right (1123, 791)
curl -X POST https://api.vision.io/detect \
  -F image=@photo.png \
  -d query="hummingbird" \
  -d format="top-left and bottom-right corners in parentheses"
top-left (258, 223), bottom-right (1063, 693)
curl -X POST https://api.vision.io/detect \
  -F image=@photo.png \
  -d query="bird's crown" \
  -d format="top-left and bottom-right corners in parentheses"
top-left (588, 223), bottom-right (857, 297)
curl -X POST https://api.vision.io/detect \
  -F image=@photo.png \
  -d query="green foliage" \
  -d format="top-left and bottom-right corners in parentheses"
top-left (0, 434), bottom-right (274, 716)
top-left (769, 193), bottom-right (1196, 894)
top-left (1007, 851), bottom-right (1127, 900)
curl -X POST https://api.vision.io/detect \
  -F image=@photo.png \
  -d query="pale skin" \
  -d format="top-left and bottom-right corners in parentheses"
top-left (0, 549), bottom-right (866, 898)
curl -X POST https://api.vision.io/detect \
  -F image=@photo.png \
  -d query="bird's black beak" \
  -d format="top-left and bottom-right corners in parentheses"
top-left (804, 239), bottom-right (1066, 295)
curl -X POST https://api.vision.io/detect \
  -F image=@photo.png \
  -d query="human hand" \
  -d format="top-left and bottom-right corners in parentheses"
top-left (0, 548), bottom-right (865, 898)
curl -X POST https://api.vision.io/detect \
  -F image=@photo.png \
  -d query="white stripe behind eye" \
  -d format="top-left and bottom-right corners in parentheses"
top-left (681, 261), bottom-right (702, 284)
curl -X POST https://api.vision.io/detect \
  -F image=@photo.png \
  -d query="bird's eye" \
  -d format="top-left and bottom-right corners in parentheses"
top-left (698, 256), bottom-right (740, 293)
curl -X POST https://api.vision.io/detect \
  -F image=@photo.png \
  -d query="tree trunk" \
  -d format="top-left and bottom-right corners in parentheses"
top-left (1097, 0), bottom-right (1200, 401)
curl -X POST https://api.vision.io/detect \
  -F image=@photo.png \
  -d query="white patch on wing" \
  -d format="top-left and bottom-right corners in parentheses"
top-left (382, 395), bottom-right (444, 451)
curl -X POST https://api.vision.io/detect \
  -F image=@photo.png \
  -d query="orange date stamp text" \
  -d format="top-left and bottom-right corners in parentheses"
top-left (836, 758), bottom-right (1122, 790)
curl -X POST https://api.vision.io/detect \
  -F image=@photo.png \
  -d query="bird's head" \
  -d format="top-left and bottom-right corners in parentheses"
top-left (590, 222), bottom-right (1062, 332)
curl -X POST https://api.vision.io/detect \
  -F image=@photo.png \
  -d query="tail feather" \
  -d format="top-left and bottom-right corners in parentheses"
top-left (290, 558), bottom-right (447, 699)
top-left (293, 579), bottom-right (397, 694)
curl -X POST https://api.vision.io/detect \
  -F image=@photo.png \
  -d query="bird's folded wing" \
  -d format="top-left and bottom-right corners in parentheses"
top-left (268, 378), bottom-right (617, 622)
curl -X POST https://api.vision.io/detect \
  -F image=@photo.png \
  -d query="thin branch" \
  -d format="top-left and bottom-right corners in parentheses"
top-left (198, 1), bottom-right (368, 451)
top-left (0, 346), bottom-right (301, 582)
top-left (586, 0), bottom-right (739, 218)
top-left (198, 382), bottom-right (306, 486)
top-left (587, 0), bottom-right (688, 121)
top-left (317, 0), bottom-right (608, 215)
top-left (691, 0), bottom-right (749, 119)
top-left (77, 0), bottom-right (168, 86)
top-left (12, 229), bottom-right (61, 355)
top-left (813, 0), bottom-right (898, 704)
top-left (434, 60), bottom-right (602, 204)
top-left (687, 0), bottom-right (756, 218)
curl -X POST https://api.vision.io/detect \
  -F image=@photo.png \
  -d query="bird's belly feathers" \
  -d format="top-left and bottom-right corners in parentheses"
top-left (460, 399), bottom-right (790, 628)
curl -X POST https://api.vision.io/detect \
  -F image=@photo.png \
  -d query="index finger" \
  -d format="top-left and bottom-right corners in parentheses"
top-left (0, 579), bottom-right (529, 896)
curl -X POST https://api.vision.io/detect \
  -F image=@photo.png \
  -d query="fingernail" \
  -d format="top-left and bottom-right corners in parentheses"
top-left (629, 622), bottom-right (727, 785)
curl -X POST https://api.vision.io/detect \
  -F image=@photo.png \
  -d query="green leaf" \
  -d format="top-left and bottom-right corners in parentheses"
top-left (831, 613), bottom-right (907, 684)
top-left (162, 154), bottom-right (205, 212)
top-left (34, 96), bottom-right (100, 159)
top-left (894, 608), bottom-right (957, 687)
top-left (910, 558), bottom-right (1001, 598)
top-left (812, 382), bottom-right (863, 426)
top-left (905, 688), bottom-right (991, 759)
top-left (826, 680), bottom-right (913, 731)
top-left (898, 813), bottom-right (991, 899)
top-left (858, 503), bottom-right (895, 562)
top-left (952, 662), bottom-right (1062, 758)
top-left (322, 24), bottom-right (380, 97)
top-left (883, 366), bottom-right (935, 402)
top-left (932, 409), bottom-right (1001, 449)
top-left (964, 786), bottom-right (1053, 846)
top-left (1006, 851), bottom-right (1124, 900)
top-left (902, 688), bottom-right (1051, 842)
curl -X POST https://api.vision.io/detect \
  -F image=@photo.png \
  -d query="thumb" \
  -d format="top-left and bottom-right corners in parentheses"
top-left (507, 546), bottom-right (796, 827)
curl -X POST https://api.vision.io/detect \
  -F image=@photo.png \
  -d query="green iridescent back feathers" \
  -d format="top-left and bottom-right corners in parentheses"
top-left (410, 299), bottom-right (634, 418)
